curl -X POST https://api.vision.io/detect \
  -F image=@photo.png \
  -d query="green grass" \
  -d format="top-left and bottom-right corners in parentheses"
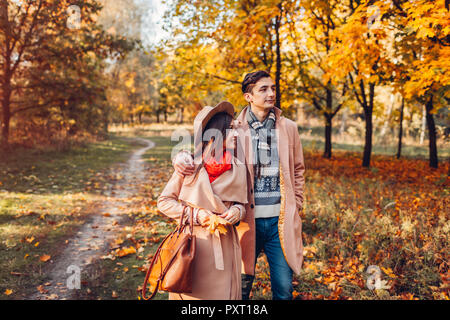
top-left (2, 126), bottom-right (446, 300)
top-left (0, 134), bottom-right (143, 299)
top-left (299, 125), bottom-right (449, 161)
top-left (140, 135), bottom-right (181, 164)
top-left (302, 137), bottom-right (450, 161)
top-left (73, 211), bottom-right (172, 300)
top-left (0, 135), bottom-right (146, 194)
top-left (70, 135), bottom-right (176, 300)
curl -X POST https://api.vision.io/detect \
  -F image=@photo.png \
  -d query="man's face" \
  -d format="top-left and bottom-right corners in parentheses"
top-left (244, 77), bottom-right (276, 110)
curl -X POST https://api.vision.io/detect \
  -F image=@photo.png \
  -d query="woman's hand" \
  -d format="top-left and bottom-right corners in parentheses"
top-left (196, 208), bottom-right (212, 226)
top-left (219, 206), bottom-right (241, 225)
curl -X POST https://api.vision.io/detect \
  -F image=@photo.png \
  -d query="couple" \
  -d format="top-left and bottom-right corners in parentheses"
top-left (157, 70), bottom-right (306, 300)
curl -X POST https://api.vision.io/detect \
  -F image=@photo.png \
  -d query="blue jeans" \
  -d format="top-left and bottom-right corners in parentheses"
top-left (242, 216), bottom-right (293, 300)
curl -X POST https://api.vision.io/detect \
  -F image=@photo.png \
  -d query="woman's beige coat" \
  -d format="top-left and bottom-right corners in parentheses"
top-left (157, 155), bottom-right (248, 300)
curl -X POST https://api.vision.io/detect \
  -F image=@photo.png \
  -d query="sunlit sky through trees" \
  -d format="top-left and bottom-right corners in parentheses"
top-left (141, 0), bottom-right (168, 46)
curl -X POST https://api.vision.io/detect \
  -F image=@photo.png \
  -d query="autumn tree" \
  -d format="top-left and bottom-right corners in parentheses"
top-left (157, 0), bottom-right (447, 168)
top-left (99, 0), bottom-right (161, 125)
top-left (389, 0), bottom-right (449, 168)
top-left (326, 0), bottom-right (397, 167)
top-left (286, 0), bottom-right (350, 158)
top-left (161, 0), bottom-right (300, 114)
top-left (0, 0), bottom-right (135, 149)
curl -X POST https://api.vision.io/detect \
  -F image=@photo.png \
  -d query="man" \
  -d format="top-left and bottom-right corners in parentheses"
top-left (173, 70), bottom-right (306, 300)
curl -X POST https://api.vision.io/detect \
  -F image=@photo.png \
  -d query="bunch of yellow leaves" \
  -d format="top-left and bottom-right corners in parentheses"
top-left (116, 246), bottom-right (136, 258)
top-left (207, 215), bottom-right (230, 235)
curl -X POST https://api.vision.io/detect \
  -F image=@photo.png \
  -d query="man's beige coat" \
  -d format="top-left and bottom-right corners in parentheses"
top-left (234, 106), bottom-right (306, 276)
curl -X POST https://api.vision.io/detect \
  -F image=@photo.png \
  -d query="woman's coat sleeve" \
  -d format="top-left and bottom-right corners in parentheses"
top-left (157, 172), bottom-right (187, 221)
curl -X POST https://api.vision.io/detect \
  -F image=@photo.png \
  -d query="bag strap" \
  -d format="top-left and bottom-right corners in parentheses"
top-left (177, 205), bottom-right (194, 235)
top-left (142, 206), bottom-right (194, 300)
top-left (142, 231), bottom-right (171, 300)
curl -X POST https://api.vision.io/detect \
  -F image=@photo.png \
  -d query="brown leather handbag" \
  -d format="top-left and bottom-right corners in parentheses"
top-left (142, 206), bottom-right (196, 300)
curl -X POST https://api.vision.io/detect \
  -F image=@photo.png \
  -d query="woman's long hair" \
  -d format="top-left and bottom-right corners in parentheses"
top-left (193, 112), bottom-right (233, 177)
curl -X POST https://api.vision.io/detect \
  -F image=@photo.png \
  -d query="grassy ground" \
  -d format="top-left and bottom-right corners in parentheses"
top-left (1, 126), bottom-right (448, 300)
top-left (0, 135), bottom-right (145, 299)
top-left (292, 151), bottom-right (448, 300)
top-left (301, 137), bottom-right (450, 161)
top-left (74, 131), bottom-right (448, 300)
top-left (71, 135), bottom-right (176, 300)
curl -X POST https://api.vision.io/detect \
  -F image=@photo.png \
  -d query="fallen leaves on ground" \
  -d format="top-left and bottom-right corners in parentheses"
top-left (39, 254), bottom-right (51, 262)
top-left (37, 285), bottom-right (48, 294)
top-left (249, 152), bottom-right (449, 300)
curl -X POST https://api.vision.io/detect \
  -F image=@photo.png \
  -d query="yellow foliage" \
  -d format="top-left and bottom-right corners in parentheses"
top-left (208, 214), bottom-right (230, 235)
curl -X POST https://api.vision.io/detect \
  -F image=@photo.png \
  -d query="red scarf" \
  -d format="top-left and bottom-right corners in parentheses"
top-left (203, 150), bottom-right (232, 183)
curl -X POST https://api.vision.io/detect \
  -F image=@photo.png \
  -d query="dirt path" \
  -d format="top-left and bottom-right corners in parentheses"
top-left (29, 137), bottom-right (155, 300)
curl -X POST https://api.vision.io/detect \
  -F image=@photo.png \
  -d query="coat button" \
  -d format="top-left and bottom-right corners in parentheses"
top-left (250, 189), bottom-right (253, 194)
top-left (250, 204), bottom-right (254, 209)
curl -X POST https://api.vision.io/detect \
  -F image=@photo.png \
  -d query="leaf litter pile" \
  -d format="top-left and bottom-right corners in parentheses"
top-left (91, 150), bottom-right (447, 300)
top-left (10, 150), bottom-right (446, 300)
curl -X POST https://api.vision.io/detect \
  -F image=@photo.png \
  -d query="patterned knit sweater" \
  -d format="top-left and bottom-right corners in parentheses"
top-left (251, 128), bottom-right (281, 218)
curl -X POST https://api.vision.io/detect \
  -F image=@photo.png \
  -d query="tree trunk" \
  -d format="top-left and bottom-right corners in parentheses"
top-left (1, 94), bottom-right (11, 149)
top-left (396, 97), bottom-right (404, 159)
top-left (103, 117), bottom-right (108, 134)
top-left (324, 114), bottom-right (332, 159)
top-left (447, 157), bottom-right (450, 176)
top-left (362, 110), bottom-right (373, 167)
top-left (1, 15), bottom-right (12, 150)
top-left (425, 95), bottom-right (438, 168)
top-left (1, 77), bottom-right (12, 150)
top-left (179, 106), bottom-right (184, 124)
top-left (275, 11), bottom-right (282, 109)
top-left (323, 87), bottom-right (333, 158)
top-left (362, 84), bottom-right (375, 168)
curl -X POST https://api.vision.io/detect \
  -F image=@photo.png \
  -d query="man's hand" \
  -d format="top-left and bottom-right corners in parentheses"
top-left (173, 150), bottom-right (195, 176)
top-left (219, 206), bottom-right (241, 225)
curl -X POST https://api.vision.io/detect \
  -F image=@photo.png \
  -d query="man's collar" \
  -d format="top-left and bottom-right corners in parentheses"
top-left (237, 105), bottom-right (282, 124)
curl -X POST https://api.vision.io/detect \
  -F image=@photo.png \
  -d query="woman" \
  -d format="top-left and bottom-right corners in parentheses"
top-left (157, 101), bottom-right (248, 300)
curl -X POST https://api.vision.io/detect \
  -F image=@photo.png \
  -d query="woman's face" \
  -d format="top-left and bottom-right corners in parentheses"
top-left (201, 115), bottom-right (236, 162)
top-left (202, 119), bottom-right (236, 162)
top-left (224, 120), bottom-right (238, 151)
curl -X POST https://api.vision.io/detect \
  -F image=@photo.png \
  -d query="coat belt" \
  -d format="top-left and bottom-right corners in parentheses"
top-left (211, 229), bottom-right (225, 270)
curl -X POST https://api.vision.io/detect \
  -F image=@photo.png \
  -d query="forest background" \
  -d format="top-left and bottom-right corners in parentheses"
top-left (0, 0), bottom-right (448, 300)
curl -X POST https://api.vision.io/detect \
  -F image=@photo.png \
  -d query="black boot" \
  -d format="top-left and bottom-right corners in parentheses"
top-left (241, 274), bottom-right (255, 300)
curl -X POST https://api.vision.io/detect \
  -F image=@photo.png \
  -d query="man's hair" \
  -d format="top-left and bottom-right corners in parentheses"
top-left (242, 70), bottom-right (271, 94)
